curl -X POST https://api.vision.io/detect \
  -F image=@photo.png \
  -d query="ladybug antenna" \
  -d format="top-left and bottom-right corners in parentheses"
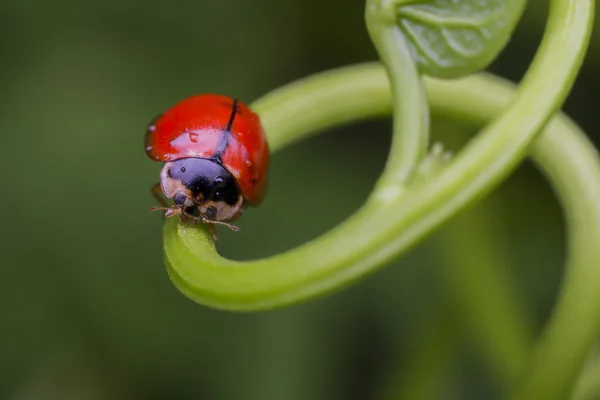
top-left (201, 217), bottom-right (240, 232)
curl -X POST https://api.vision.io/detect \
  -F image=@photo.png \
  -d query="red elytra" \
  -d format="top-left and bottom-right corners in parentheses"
top-left (145, 94), bottom-right (269, 206)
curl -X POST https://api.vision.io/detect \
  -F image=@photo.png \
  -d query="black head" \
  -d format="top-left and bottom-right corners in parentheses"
top-left (167, 157), bottom-right (240, 206)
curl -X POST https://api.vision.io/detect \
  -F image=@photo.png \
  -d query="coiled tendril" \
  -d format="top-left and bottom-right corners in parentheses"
top-left (160, 0), bottom-right (596, 398)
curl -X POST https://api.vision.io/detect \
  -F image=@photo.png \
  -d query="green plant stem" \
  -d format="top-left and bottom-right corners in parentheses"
top-left (166, 0), bottom-right (593, 310)
top-left (160, 0), bottom-right (596, 396)
top-left (380, 74), bottom-right (600, 399)
top-left (424, 74), bottom-right (600, 400)
top-left (366, 2), bottom-right (430, 189)
top-left (165, 65), bottom-right (600, 398)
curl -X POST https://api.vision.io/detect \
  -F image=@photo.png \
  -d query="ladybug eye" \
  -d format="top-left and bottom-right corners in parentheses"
top-left (174, 193), bottom-right (187, 206)
top-left (205, 206), bottom-right (217, 219)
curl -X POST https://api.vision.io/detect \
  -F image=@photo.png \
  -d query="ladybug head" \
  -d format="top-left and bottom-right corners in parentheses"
top-left (159, 157), bottom-right (243, 221)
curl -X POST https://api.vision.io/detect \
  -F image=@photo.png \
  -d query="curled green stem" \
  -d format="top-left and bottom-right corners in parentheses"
top-left (165, 0), bottom-right (591, 312)
top-left (366, 0), bottom-right (430, 188)
top-left (425, 74), bottom-right (600, 399)
top-left (167, 68), bottom-right (600, 397)
top-left (159, 0), bottom-right (596, 396)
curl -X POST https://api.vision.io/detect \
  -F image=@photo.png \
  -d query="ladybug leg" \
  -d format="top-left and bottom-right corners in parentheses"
top-left (182, 214), bottom-right (221, 243)
top-left (150, 185), bottom-right (186, 218)
top-left (149, 184), bottom-right (181, 217)
top-left (208, 224), bottom-right (219, 244)
top-left (151, 183), bottom-right (168, 207)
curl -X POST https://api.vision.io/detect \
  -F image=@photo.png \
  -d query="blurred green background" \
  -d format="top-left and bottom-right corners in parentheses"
top-left (1, 1), bottom-right (598, 399)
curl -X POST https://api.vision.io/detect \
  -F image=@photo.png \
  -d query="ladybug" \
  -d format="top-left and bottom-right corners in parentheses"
top-left (145, 94), bottom-right (269, 240)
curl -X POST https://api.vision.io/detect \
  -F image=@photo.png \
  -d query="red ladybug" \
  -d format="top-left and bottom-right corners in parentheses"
top-left (145, 94), bottom-right (269, 239)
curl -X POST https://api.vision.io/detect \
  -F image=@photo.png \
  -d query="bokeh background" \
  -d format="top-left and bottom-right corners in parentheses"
top-left (1, 1), bottom-right (598, 399)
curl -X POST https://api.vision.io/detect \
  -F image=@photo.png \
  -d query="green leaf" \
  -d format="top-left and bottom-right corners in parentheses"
top-left (392, 0), bottom-right (527, 78)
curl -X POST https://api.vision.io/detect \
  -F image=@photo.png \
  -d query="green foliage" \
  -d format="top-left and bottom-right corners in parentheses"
top-left (386, 0), bottom-right (527, 78)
